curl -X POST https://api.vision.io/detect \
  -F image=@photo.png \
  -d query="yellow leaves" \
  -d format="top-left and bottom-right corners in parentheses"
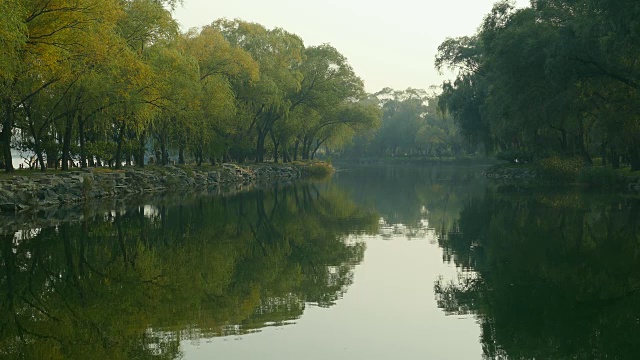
top-left (22, 0), bottom-right (122, 73)
top-left (117, 0), bottom-right (178, 50)
top-left (186, 25), bottom-right (259, 83)
top-left (0, 0), bottom-right (27, 81)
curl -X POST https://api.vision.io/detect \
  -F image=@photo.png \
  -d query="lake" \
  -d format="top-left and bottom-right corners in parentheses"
top-left (1, 165), bottom-right (639, 359)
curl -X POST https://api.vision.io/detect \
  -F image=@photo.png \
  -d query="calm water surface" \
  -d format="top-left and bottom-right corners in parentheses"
top-left (2, 165), bottom-right (640, 359)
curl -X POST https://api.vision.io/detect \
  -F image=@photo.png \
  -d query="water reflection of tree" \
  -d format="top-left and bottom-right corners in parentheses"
top-left (334, 165), bottom-right (485, 233)
top-left (435, 188), bottom-right (640, 359)
top-left (0, 182), bottom-right (378, 359)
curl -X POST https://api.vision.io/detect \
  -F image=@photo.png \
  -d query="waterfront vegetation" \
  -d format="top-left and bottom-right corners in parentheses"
top-left (0, 0), bottom-right (383, 172)
top-left (437, 0), bottom-right (640, 182)
top-left (3, 0), bottom-right (640, 358)
top-left (4, 1), bottom-right (637, 187)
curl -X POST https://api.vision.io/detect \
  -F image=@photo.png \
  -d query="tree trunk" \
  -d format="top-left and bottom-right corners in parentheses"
top-left (293, 140), bottom-right (300, 161)
top-left (114, 121), bottom-right (126, 170)
top-left (27, 119), bottom-right (46, 171)
top-left (272, 141), bottom-right (279, 163)
top-left (575, 125), bottom-right (592, 164)
top-left (256, 131), bottom-right (266, 163)
top-left (311, 139), bottom-right (324, 160)
top-left (160, 140), bottom-right (168, 166)
top-left (61, 113), bottom-right (75, 171)
top-left (269, 130), bottom-right (280, 163)
top-left (137, 132), bottom-right (146, 168)
top-left (79, 116), bottom-right (87, 168)
top-left (283, 146), bottom-right (290, 163)
top-left (610, 146), bottom-right (620, 169)
top-left (1, 99), bottom-right (15, 172)
top-left (179, 146), bottom-right (185, 165)
top-left (302, 137), bottom-right (313, 160)
top-left (33, 140), bottom-right (46, 172)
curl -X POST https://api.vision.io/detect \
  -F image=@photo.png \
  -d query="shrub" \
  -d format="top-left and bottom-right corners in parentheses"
top-left (304, 162), bottom-right (334, 178)
top-left (536, 156), bottom-right (584, 184)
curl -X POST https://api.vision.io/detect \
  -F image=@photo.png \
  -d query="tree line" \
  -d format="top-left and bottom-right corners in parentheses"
top-left (339, 88), bottom-right (474, 159)
top-left (437, 0), bottom-right (640, 169)
top-left (0, 0), bottom-right (381, 172)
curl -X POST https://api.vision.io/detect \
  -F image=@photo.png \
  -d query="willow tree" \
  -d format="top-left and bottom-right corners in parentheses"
top-left (146, 41), bottom-right (199, 166)
top-left (0, 1), bottom-right (25, 169)
top-left (437, 0), bottom-right (640, 167)
top-left (299, 100), bottom-right (382, 160)
top-left (212, 19), bottom-right (305, 162)
top-left (182, 25), bottom-right (259, 164)
top-left (103, 0), bottom-right (180, 169)
top-left (0, 0), bottom-right (122, 172)
top-left (289, 44), bottom-right (375, 160)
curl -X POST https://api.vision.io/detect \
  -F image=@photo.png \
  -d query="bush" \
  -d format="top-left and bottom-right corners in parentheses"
top-left (578, 166), bottom-right (623, 188)
top-left (304, 162), bottom-right (334, 178)
top-left (536, 156), bottom-right (584, 184)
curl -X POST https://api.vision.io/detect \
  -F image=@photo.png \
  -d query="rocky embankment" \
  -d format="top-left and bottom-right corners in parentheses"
top-left (0, 163), bottom-right (328, 214)
top-left (483, 165), bottom-right (640, 191)
top-left (482, 166), bottom-right (536, 182)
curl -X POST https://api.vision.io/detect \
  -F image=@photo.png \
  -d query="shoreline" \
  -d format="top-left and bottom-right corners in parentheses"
top-left (482, 163), bottom-right (640, 191)
top-left (0, 162), bottom-right (333, 215)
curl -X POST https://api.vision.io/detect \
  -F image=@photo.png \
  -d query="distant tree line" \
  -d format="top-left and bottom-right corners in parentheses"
top-left (436, 0), bottom-right (640, 169)
top-left (0, 0), bottom-right (381, 172)
top-left (338, 88), bottom-right (476, 159)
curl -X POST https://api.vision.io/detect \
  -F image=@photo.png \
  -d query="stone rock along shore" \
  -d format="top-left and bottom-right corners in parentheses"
top-left (0, 163), bottom-right (324, 214)
top-left (482, 166), bottom-right (536, 182)
top-left (483, 165), bottom-right (640, 191)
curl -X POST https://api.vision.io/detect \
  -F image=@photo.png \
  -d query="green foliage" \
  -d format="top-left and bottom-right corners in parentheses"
top-left (303, 161), bottom-right (334, 178)
top-left (1, 7), bottom-right (377, 172)
top-left (340, 89), bottom-right (472, 159)
top-left (536, 156), bottom-right (584, 184)
top-left (436, 0), bottom-right (640, 173)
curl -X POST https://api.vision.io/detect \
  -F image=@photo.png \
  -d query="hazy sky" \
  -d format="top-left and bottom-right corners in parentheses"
top-left (173, 0), bottom-right (530, 93)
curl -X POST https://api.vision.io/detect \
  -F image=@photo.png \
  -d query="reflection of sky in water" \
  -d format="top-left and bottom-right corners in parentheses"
top-left (183, 229), bottom-right (481, 360)
top-left (143, 205), bottom-right (159, 218)
top-left (3, 165), bottom-right (634, 359)
top-left (180, 168), bottom-right (484, 358)
top-left (378, 216), bottom-right (435, 241)
top-left (0, 165), bottom-right (487, 359)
